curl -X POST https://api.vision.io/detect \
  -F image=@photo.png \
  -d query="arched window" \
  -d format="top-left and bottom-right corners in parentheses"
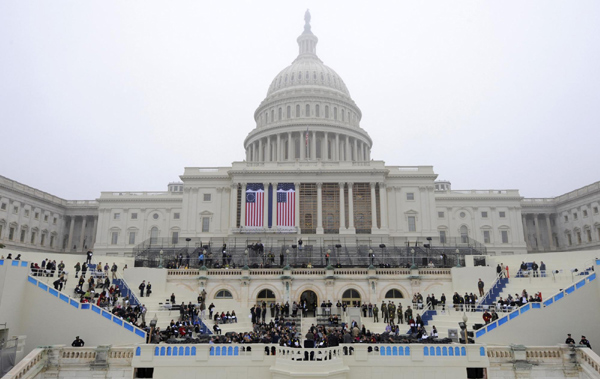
top-left (278, 107), bottom-right (282, 120)
top-left (296, 104), bottom-right (300, 117)
top-left (385, 289), bottom-right (404, 299)
top-left (342, 289), bottom-right (361, 306)
top-left (305, 104), bottom-right (310, 117)
top-left (286, 106), bottom-right (291, 119)
top-left (315, 104), bottom-right (320, 117)
top-left (460, 225), bottom-right (469, 244)
top-left (215, 289), bottom-right (233, 299)
top-left (257, 289), bottom-right (276, 304)
top-left (150, 227), bottom-right (158, 245)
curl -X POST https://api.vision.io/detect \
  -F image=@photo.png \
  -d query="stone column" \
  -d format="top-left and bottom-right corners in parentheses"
top-left (379, 183), bottom-right (388, 229)
top-left (230, 184), bottom-right (238, 229)
top-left (339, 183), bottom-right (346, 231)
top-left (276, 134), bottom-right (281, 161)
top-left (534, 214), bottom-right (542, 251)
top-left (300, 132), bottom-right (306, 160)
top-left (265, 137), bottom-right (271, 162)
top-left (312, 131), bottom-right (317, 160)
top-left (316, 183), bottom-right (324, 234)
top-left (353, 139), bottom-right (358, 162)
top-left (522, 215), bottom-right (530, 250)
top-left (263, 183), bottom-right (270, 229)
top-left (240, 184), bottom-right (246, 228)
top-left (91, 216), bottom-right (97, 248)
top-left (370, 183), bottom-right (378, 231)
top-left (545, 214), bottom-right (555, 250)
top-left (80, 216), bottom-right (87, 252)
top-left (258, 139), bottom-right (263, 162)
top-left (272, 183), bottom-right (278, 229)
top-left (67, 216), bottom-right (75, 251)
top-left (335, 134), bottom-right (340, 161)
top-left (345, 137), bottom-right (351, 161)
top-left (294, 182), bottom-right (301, 231)
top-left (288, 132), bottom-right (293, 161)
top-left (324, 132), bottom-right (329, 161)
top-left (347, 182), bottom-right (355, 232)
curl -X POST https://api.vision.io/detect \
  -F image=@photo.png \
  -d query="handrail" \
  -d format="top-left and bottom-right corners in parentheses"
top-left (477, 273), bottom-right (505, 306)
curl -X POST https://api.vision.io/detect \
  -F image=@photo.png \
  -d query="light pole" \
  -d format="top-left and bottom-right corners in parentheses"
top-left (284, 249), bottom-right (290, 270)
top-left (243, 249), bottom-right (249, 270)
top-left (410, 248), bottom-right (417, 270)
top-left (326, 249), bottom-right (331, 268)
top-left (455, 248), bottom-right (461, 268)
top-left (368, 248), bottom-right (374, 267)
top-left (158, 249), bottom-right (164, 269)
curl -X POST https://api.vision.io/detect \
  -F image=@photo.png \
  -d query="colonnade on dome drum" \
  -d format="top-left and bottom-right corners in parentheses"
top-left (245, 130), bottom-right (371, 163)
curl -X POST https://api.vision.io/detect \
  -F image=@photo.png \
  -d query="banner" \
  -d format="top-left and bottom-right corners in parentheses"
top-left (245, 183), bottom-right (264, 228)
top-left (277, 183), bottom-right (296, 231)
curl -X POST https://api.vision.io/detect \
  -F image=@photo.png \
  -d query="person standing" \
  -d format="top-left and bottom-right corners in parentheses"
top-left (381, 301), bottom-right (388, 323)
top-left (71, 336), bottom-right (85, 347)
top-left (540, 261), bottom-right (547, 277)
top-left (139, 280), bottom-right (146, 297)
top-left (565, 334), bottom-right (575, 345)
top-left (111, 263), bottom-right (118, 280)
top-left (532, 261), bottom-right (539, 277)
top-left (280, 251), bottom-right (284, 266)
top-left (86, 251), bottom-right (93, 264)
top-left (497, 264), bottom-right (503, 278)
top-left (580, 336), bottom-right (592, 349)
top-left (74, 262), bottom-right (81, 278)
top-left (478, 278), bottom-right (485, 297)
top-left (146, 282), bottom-right (152, 297)
top-left (373, 304), bottom-right (379, 322)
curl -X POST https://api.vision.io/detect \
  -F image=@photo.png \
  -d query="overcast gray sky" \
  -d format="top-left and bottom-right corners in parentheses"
top-left (1, 1), bottom-right (599, 200)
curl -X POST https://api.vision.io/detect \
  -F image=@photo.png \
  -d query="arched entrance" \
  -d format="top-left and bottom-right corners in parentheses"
top-left (257, 289), bottom-right (276, 305)
top-left (342, 289), bottom-right (361, 307)
top-left (300, 290), bottom-right (318, 317)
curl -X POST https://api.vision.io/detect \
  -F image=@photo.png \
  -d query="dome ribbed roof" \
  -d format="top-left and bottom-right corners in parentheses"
top-left (265, 10), bottom-right (351, 98)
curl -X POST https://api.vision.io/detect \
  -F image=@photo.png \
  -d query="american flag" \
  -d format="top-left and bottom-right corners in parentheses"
top-left (277, 183), bottom-right (295, 227)
top-left (245, 183), bottom-right (264, 227)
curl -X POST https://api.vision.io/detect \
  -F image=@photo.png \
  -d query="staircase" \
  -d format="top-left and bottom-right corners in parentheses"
top-left (479, 277), bottom-right (509, 308)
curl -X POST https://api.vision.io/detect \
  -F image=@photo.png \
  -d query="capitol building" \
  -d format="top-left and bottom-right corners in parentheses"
top-left (2, 11), bottom-right (600, 379)
top-left (1, 12), bottom-right (599, 259)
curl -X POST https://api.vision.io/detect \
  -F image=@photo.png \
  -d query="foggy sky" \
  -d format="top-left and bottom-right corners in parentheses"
top-left (1, 1), bottom-right (599, 200)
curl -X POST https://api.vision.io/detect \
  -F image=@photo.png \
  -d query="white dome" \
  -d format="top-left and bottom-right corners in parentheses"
top-left (266, 59), bottom-right (351, 97)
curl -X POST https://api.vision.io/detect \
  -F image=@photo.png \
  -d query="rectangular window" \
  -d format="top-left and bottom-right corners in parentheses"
top-left (129, 232), bottom-right (136, 245)
top-left (438, 211), bottom-right (444, 218)
top-left (53, 217), bottom-right (57, 225)
top-left (131, 213), bottom-right (138, 220)
top-left (483, 230), bottom-right (491, 244)
top-left (44, 215), bottom-right (48, 222)
top-left (567, 233), bottom-right (572, 246)
top-left (574, 212), bottom-right (578, 220)
top-left (173, 213), bottom-right (180, 220)
top-left (30, 232), bottom-right (36, 244)
top-left (564, 215), bottom-right (569, 222)
top-left (114, 213), bottom-right (120, 220)
top-left (40, 233), bottom-right (46, 246)
top-left (9, 227), bottom-right (15, 240)
top-left (50, 235), bottom-right (54, 248)
top-left (407, 216), bottom-right (416, 232)
top-left (583, 210), bottom-right (588, 218)
top-left (499, 211), bottom-right (506, 218)
top-left (594, 207), bottom-right (599, 215)
top-left (439, 230), bottom-right (447, 244)
top-left (202, 217), bottom-right (210, 232)
top-left (171, 231), bottom-right (179, 244)
top-left (111, 232), bottom-right (119, 245)
top-left (0, 203), bottom-right (6, 211)
top-left (34, 212), bottom-right (39, 219)
top-left (20, 229), bottom-right (26, 242)
top-left (13, 206), bottom-right (18, 214)
top-left (577, 232), bottom-right (582, 244)
top-left (406, 193), bottom-right (414, 201)
top-left (586, 229), bottom-right (592, 242)
top-left (501, 230), bottom-right (509, 243)
top-left (481, 211), bottom-right (488, 218)
top-left (24, 209), bottom-right (30, 217)
top-left (203, 194), bottom-right (211, 202)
